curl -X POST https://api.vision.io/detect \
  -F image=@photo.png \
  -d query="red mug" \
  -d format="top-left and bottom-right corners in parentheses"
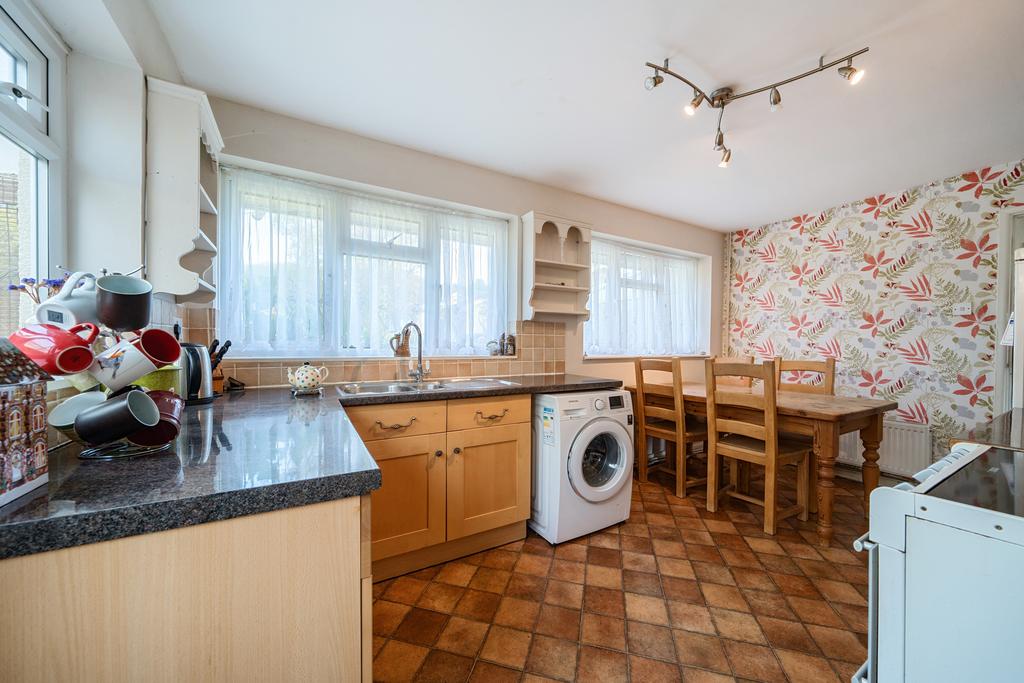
top-left (127, 390), bottom-right (184, 446)
top-left (129, 328), bottom-right (181, 367)
top-left (9, 322), bottom-right (99, 375)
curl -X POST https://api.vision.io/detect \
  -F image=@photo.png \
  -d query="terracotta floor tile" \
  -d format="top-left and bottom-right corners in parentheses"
top-left (585, 564), bottom-right (623, 589)
top-left (805, 625), bottom-right (867, 662)
top-left (414, 649), bottom-right (474, 683)
top-left (785, 596), bottom-right (844, 628)
top-left (756, 615), bottom-right (819, 654)
top-left (623, 568), bottom-right (663, 596)
top-left (588, 545), bottom-right (623, 567)
top-left (524, 535), bottom-right (556, 555)
top-left (681, 529), bottom-right (715, 545)
top-left (373, 639), bottom-right (429, 682)
top-left (515, 553), bottom-right (553, 577)
top-left (832, 601), bottom-right (869, 633)
top-left (745, 537), bottom-right (785, 555)
top-left (662, 576), bottom-right (705, 605)
top-left (506, 572), bottom-right (548, 601)
top-left (535, 604), bottom-right (581, 640)
top-left (373, 636), bottom-right (387, 657)
top-left (686, 544), bottom-right (725, 564)
top-left (525, 634), bottom-right (578, 681)
top-left (434, 616), bottom-right (489, 657)
top-left (731, 567), bottom-right (776, 592)
top-left (416, 582), bottom-right (465, 613)
top-left (769, 573), bottom-right (820, 598)
top-left (468, 567), bottom-right (511, 594)
top-left (653, 539), bottom-right (688, 558)
top-left (693, 561), bottom-right (736, 586)
top-left (719, 548), bottom-right (762, 569)
top-left (773, 648), bottom-right (842, 683)
top-left (581, 612), bottom-right (626, 650)
top-left (701, 583), bottom-right (750, 612)
top-left (621, 535), bottom-right (654, 553)
top-left (584, 585), bottom-right (625, 617)
top-left (577, 645), bottom-right (628, 682)
top-left (480, 548), bottom-right (520, 570)
top-left (553, 542), bottom-right (587, 562)
top-left (625, 592), bottom-right (671, 625)
top-left (629, 655), bottom-right (682, 682)
top-left (373, 600), bottom-right (411, 637)
top-left (710, 607), bottom-right (766, 644)
top-left (468, 660), bottom-right (522, 683)
top-left (812, 578), bottom-right (867, 606)
top-left (703, 519), bottom-right (738, 534)
top-left (742, 590), bottom-right (797, 620)
top-left (391, 607), bottom-right (448, 646)
top-left (623, 549), bottom-right (659, 573)
top-left (410, 565), bottom-right (442, 582)
top-left (722, 639), bottom-right (786, 683)
top-left (544, 579), bottom-right (584, 609)
top-left (493, 596), bottom-right (541, 630)
top-left (549, 559), bottom-right (585, 583)
top-left (453, 589), bottom-right (502, 622)
top-left (627, 620), bottom-right (677, 661)
top-left (383, 576), bottom-right (430, 604)
top-left (757, 553), bottom-right (801, 574)
top-left (681, 668), bottom-right (736, 682)
top-left (667, 601), bottom-right (716, 634)
top-left (479, 625), bottom-right (532, 668)
top-left (435, 563), bottom-right (478, 588)
top-left (657, 556), bottom-right (697, 579)
top-left (672, 629), bottom-right (730, 673)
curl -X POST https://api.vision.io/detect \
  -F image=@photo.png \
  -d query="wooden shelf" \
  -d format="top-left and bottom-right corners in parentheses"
top-left (534, 258), bottom-right (588, 271)
top-left (175, 277), bottom-right (216, 305)
top-left (199, 183), bottom-right (218, 215)
top-left (533, 283), bottom-right (588, 292)
top-left (531, 308), bottom-right (590, 317)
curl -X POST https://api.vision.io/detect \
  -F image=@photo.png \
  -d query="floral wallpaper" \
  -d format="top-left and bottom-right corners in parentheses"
top-left (727, 159), bottom-right (1024, 450)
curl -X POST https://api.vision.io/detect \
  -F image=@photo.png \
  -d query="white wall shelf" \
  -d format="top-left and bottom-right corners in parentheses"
top-left (145, 77), bottom-right (224, 305)
top-left (522, 211), bottom-right (592, 321)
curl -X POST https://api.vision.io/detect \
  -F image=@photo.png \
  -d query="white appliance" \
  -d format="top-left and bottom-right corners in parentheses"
top-left (853, 442), bottom-right (1024, 682)
top-left (529, 390), bottom-right (634, 544)
top-left (1013, 248), bottom-right (1024, 408)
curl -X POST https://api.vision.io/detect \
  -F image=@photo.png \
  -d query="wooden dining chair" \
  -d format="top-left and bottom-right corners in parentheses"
top-left (633, 358), bottom-right (708, 498)
top-left (774, 356), bottom-right (835, 513)
top-left (705, 358), bottom-right (810, 534)
top-left (715, 355), bottom-right (754, 387)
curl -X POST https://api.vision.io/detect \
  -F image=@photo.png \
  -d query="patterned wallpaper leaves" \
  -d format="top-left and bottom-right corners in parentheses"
top-left (727, 158), bottom-right (1024, 448)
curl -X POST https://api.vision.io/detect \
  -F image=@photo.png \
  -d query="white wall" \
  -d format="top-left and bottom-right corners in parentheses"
top-left (66, 52), bottom-right (145, 274)
top-left (210, 96), bottom-right (726, 384)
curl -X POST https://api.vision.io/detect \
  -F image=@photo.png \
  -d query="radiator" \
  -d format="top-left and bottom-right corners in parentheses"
top-left (836, 419), bottom-right (931, 478)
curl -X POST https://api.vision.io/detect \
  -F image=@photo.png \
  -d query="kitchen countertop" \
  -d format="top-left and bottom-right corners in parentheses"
top-left (336, 373), bottom-right (622, 406)
top-left (0, 388), bottom-right (381, 560)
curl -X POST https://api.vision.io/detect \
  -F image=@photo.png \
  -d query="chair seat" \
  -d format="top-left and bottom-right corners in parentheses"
top-left (717, 434), bottom-right (810, 464)
top-left (644, 419), bottom-right (707, 442)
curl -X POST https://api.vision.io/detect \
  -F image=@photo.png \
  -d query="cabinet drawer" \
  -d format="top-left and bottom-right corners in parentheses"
top-left (447, 394), bottom-right (531, 431)
top-left (346, 401), bottom-right (446, 441)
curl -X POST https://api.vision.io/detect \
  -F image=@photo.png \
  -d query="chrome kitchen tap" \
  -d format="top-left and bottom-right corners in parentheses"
top-left (401, 321), bottom-right (429, 382)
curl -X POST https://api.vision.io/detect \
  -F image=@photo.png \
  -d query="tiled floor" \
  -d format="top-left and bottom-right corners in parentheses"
top-left (372, 471), bottom-right (870, 682)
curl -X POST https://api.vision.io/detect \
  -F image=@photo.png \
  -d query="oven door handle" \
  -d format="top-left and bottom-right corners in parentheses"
top-left (852, 532), bottom-right (878, 683)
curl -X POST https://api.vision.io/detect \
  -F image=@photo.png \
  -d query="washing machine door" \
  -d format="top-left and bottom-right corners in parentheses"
top-left (567, 418), bottom-right (633, 503)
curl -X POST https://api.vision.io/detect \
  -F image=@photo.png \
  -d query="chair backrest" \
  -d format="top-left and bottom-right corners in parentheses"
top-left (715, 355), bottom-right (754, 387)
top-left (775, 357), bottom-right (836, 395)
top-left (633, 358), bottom-right (685, 431)
top-left (705, 358), bottom-right (779, 458)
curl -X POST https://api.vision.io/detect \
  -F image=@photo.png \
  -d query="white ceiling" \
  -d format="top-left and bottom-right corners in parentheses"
top-left (146, 0), bottom-right (1024, 232)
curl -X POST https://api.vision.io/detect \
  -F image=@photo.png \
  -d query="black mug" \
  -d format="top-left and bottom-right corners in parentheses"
top-left (74, 389), bottom-right (160, 445)
top-left (96, 274), bottom-right (153, 332)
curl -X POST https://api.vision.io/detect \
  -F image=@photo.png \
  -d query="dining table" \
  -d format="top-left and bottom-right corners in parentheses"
top-left (626, 382), bottom-right (898, 547)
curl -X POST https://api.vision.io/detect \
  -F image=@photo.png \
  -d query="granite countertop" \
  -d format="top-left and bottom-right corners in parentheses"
top-left (0, 388), bottom-right (381, 560)
top-left (336, 373), bottom-right (622, 406)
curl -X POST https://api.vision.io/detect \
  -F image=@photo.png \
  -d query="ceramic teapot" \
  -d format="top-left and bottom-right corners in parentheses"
top-left (389, 329), bottom-right (411, 357)
top-left (287, 362), bottom-right (329, 390)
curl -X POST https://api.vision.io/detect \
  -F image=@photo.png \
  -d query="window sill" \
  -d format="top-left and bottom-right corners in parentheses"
top-left (227, 354), bottom-right (519, 363)
top-left (582, 354), bottom-right (710, 362)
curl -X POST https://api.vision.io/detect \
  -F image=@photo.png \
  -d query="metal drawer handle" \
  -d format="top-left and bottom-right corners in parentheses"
top-left (476, 408), bottom-right (510, 422)
top-left (375, 416), bottom-right (417, 431)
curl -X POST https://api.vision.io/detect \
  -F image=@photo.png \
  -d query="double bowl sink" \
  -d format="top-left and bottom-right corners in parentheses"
top-left (338, 377), bottom-right (520, 396)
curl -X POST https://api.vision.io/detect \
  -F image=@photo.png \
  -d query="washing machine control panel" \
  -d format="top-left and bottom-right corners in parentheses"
top-left (608, 395), bottom-right (624, 409)
top-left (594, 398), bottom-right (606, 410)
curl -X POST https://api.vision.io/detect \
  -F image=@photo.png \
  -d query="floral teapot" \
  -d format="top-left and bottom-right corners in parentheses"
top-left (286, 362), bottom-right (329, 391)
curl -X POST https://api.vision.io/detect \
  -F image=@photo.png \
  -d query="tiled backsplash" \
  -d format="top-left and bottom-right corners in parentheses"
top-left (182, 309), bottom-right (565, 388)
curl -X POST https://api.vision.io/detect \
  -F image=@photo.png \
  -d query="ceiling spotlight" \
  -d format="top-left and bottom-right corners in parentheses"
top-left (644, 70), bottom-right (664, 91)
top-left (837, 60), bottom-right (864, 85)
top-left (684, 90), bottom-right (704, 116)
top-left (769, 87), bottom-right (782, 112)
top-left (718, 148), bottom-right (731, 168)
top-left (713, 130), bottom-right (725, 151)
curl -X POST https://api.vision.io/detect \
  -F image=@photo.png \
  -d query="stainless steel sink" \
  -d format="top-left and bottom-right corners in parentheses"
top-left (338, 376), bottom-right (519, 396)
top-left (443, 378), bottom-right (520, 390)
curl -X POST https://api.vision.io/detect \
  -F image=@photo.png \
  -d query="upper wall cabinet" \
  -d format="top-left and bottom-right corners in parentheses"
top-left (145, 78), bottom-right (224, 305)
top-left (522, 211), bottom-right (592, 321)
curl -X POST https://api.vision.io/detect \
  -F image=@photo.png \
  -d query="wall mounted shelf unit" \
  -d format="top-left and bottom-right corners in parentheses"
top-left (145, 78), bottom-right (224, 305)
top-left (522, 211), bottom-right (592, 320)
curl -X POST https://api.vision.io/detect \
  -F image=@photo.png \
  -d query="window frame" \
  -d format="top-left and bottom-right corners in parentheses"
top-left (217, 155), bottom-right (519, 359)
top-left (583, 232), bottom-right (712, 360)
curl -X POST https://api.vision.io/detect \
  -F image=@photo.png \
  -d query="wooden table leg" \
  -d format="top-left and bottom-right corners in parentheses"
top-left (860, 414), bottom-right (883, 515)
top-left (814, 421), bottom-right (840, 548)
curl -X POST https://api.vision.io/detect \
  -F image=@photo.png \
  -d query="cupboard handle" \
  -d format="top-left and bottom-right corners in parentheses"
top-left (375, 416), bottom-right (417, 431)
top-left (452, 447), bottom-right (462, 455)
top-left (434, 450), bottom-right (443, 458)
top-left (475, 408), bottom-right (510, 422)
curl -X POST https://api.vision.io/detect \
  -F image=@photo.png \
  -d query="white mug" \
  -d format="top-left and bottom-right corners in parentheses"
top-left (88, 339), bottom-right (158, 392)
top-left (34, 272), bottom-right (98, 329)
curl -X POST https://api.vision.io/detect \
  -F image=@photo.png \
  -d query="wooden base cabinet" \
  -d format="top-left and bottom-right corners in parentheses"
top-left (349, 395), bottom-right (532, 575)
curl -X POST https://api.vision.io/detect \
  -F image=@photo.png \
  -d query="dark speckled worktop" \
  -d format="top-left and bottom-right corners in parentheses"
top-left (0, 375), bottom-right (621, 560)
top-left (0, 388), bottom-right (381, 560)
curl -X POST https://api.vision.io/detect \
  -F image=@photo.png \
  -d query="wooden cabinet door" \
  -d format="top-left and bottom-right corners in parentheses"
top-left (446, 422), bottom-right (531, 540)
top-left (367, 433), bottom-right (447, 561)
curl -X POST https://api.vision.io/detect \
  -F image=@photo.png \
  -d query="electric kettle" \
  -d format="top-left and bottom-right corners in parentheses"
top-left (177, 343), bottom-right (215, 404)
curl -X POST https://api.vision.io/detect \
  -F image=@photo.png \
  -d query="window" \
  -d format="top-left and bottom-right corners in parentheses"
top-left (218, 167), bottom-right (514, 357)
top-left (0, 2), bottom-right (63, 338)
top-left (584, 235), bottom-right (710, 357)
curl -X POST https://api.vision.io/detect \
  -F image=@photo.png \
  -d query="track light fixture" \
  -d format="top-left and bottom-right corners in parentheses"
top-left (644, 47), bottom-right (868, 166)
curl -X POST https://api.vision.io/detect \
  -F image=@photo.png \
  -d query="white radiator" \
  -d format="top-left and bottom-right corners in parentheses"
top-left (836, 419), bottom-right (931, 478)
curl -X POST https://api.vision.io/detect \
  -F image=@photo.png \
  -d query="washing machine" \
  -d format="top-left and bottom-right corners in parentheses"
top-left (529, 390), bottom-right (634, 544)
